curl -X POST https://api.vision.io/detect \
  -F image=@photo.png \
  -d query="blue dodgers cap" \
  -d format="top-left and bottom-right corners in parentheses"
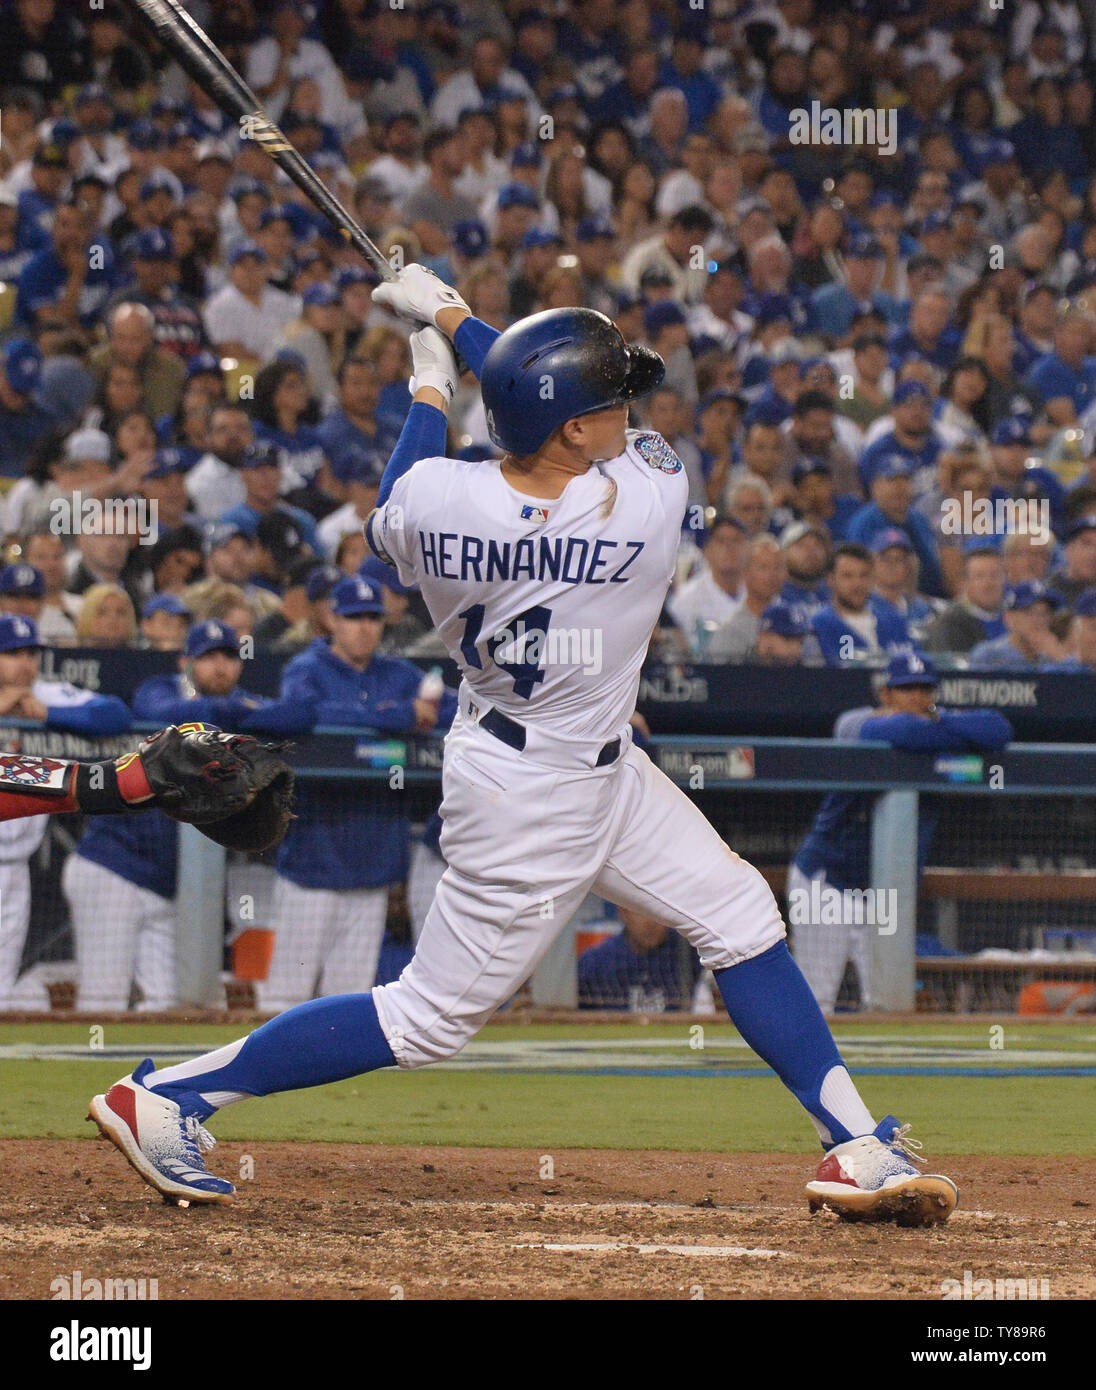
top-left (893, 379), bottom-right (931, 404)
top-left (202, 520), bottom-right (248, 555)
top-left (919, 209), bottom-right (952, 236)
top-left (229, 239), bottom-right (268, 266)
top-left (983, 138), bottom-right (1016, 166)
top-left (885, 649), bottom-right (938, 687)
top-left (873, 453), bottom-right (915, 481)
top-left (1004, 580), bottom-right (1063, 611)
top-left (133, 227), bottom-right (175, 260)
top-left (185, 619), bottom-right (241, 658)
top-left (142, 592), bottom-right (191, 619)
top-left (238, 441), bottom-right (281, 470)
top-left (1073, 587), bottom-right (1096, 618)
top-left (754, 292), bottom-right (794, 326)
top-left (576, 215), bottom-right (616, 242)
top-left (759, 600), bottom-right (810, 637)
top-left (521, 226), bottom-right (563, 250)
top-left (146, 448), bottom-right (190, 480)
top-left (303, 281), bottom-right (340, 308)
top-left (336, 264), bottom-right (380, 292)
top-left (0, 563), bottom-right (44, 597)
top-left (960, 534), bottom-right (1002, 556)
top-left (139, 170), bottom-right (182, 201)
top-left (332, 441), bottom-right (386, 485)
top-left (991, 416), bottom-right (1032, 446)
top-left (846, 232), bottom-right (884, 258)
top-left (871, 526), bottom-right (914, 552)
top-left (510, 142), bottom-right (543, 169)
top-left (305, 563), bottom-right (342, 601)
top-left (360, 553), bottom-right (415, 596)
top-left (643, 300), bottom-right (687, 334)
top-left (497, 181), bottom-right (540, 211)
top-left (186, 350), bottom-right (222, 379)
top-left (0, 615), bottom-right (44, 651)
top-left (2, 338), bottom-right (43, 396)
top-left (696, 386), bottom-right (744, 417)
top-left (791, 457), bottom-right (831, 486)
top-left (331, 575), bottom-right (384, 617)
top-left (451, 218), bottom-right (490, 259)
top-left (126, 119), bottom-right (163, 151)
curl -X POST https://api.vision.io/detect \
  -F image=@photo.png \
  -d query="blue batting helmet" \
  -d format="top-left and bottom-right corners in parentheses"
top-left (480, 308), bottom-right (665, 457)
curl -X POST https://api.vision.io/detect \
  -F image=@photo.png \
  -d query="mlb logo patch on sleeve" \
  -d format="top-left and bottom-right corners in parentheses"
top-left (633, 433), bottom-right (684, 474)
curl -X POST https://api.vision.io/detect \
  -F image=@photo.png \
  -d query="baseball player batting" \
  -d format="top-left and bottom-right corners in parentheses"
top-left (89, 269), bottom-right (957, 1226)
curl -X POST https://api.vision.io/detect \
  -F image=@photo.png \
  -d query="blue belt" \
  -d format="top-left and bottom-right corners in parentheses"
top-left (480, 708), bottom-right (622, 766)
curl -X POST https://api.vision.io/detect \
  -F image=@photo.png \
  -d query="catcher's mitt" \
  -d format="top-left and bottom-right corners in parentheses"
top-left (131, 724), bottom-right (294, 852)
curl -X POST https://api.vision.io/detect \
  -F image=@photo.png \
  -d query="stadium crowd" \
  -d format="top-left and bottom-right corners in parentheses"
top-left (1, 1), bottom-right (1096, 677)
top-left (8, 0), bottom-right (1096, 1014)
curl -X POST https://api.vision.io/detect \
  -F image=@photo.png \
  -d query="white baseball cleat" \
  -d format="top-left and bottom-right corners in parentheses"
top-left (88, 1058), bottom-right (234, 1205)
top-left (806, 1115), bottom-right (958, 1226)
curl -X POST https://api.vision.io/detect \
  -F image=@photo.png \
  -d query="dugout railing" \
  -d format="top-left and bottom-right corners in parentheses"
top-left (6, 722), bottom-right (1096, 1016)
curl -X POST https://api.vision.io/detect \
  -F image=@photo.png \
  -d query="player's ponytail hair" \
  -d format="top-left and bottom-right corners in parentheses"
top-left (599, 475), bottom-right (618, 519)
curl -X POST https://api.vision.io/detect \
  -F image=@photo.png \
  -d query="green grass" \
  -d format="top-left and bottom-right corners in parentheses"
top-left (0, 1020), bottom-right (1092, 1153)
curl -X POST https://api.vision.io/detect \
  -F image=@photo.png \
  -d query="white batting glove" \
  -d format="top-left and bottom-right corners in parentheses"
top-left (372, 264), bottom-right (470, 327)
top-left (409, 325), bottom-right (459, 403)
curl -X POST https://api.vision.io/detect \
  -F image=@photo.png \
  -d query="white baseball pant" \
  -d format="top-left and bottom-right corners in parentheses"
top-left (373, 713), bottom-right (785, 1067)
top-left (259, 873), bottom-right (389, 1012)
top-left (786, 863), bottom-right (872, 1014)
top-left (64, 855), bottom-right (177, 1012)
top-left (406, 838), bottom-right (447, 945)
top-left (0, 814), bottom-right (48, 1008)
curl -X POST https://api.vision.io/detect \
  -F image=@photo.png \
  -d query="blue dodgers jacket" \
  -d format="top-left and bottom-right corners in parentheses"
top-left (794, 705), bottom-right (1013, 890)
top-left (132, 674), bottom-right (315, 736)
top-left (811, 599), bottom-right (911, 666)
top-left (274, 639), bottom-right (456, 890)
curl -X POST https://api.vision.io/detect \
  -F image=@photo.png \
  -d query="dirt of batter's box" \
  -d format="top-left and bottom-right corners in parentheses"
top-left (0, 1142), bottom-right (1092, 1301)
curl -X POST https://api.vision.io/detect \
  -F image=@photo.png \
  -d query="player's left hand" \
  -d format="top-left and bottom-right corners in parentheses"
top-left (124, 724), bottom-right (295, 852)
top-left (409, 325), bottom-right (459, 404)
top-left (372, 263), bottom-right (469, 329)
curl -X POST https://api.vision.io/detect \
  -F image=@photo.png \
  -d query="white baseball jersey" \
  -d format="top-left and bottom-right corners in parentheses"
top-left (370, 429), bottom-right (689, 742)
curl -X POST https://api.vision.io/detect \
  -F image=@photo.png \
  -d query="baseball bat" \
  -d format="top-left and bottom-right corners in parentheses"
top-left (123, 0), bottom-right (396, 281)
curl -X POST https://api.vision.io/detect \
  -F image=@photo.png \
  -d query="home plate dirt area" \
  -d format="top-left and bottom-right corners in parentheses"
top-left (1, 1143), bottom-right (1093, 1300)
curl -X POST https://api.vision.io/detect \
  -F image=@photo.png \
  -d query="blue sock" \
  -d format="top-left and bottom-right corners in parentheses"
top-left (714, 942), bottom-right (875, 1147)
top-left (148, 994), bottom-right (396, 1116)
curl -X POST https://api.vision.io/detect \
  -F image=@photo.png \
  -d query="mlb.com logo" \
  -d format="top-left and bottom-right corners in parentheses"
top-left (520, 504), bottom-right (550, 524)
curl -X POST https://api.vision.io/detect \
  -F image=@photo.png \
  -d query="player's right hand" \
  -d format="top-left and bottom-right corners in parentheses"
top-left (409, 326), bottom-right (459, 404)
top-left (372, 264), bottom-right (469, 329)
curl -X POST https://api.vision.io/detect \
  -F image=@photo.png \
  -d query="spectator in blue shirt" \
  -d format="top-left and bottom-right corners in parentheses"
top-left (219, 440), bottom-right (320, 553)
top-left (811, 542), bottom-right (910, 665)
top-left (811, 235), bottom-right (898, 344)
top-left (662, 23), bottom-right (722, 131)
top-left (846, 454), bottom-right (947, 597)
top-left (789, 460), bottom-right (861, 543)
top-left (16, 199), bottom-right (115, 331)
top-left (858, 379), bottom-right (942, 493)
top-left (987, 416), bottom-right (1065, 535)
top-left (886, 287), bottom-right (961, 372)
top-left (869, 528), bottom-right (938, 643)
top-left (1025, 308), bottom-right (1096, 426)
top-left (0, 339), bottom-right (55, 479)
top-left (779, 521), bottom-right (831, 618)
top-left (315, 356), bottom-right (397, 486)
top-left (967, 581), bottom-right (1069, 670)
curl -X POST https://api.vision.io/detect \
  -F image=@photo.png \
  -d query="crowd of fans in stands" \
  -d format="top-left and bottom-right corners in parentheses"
top-left (2, 0), bottom-right (1096, 679)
